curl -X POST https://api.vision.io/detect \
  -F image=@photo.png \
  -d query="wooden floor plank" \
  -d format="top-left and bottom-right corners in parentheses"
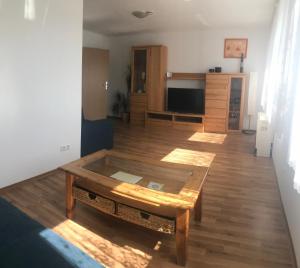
top-left (0, 123), bottom-right (297, 267)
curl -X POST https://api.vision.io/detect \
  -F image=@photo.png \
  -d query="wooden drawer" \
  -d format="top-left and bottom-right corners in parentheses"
top-left (131, 94), bottom-right (147, 104)
top-left (206, 74), bottom-right (229, 83)
top-left (206, 84), bottom-right (229, 92)
top-left (205, 118), bottom-right (226, 133)
top-left (205, 100), bottom-right (228, 109)
top-left (206, 92), bottom-right (228, 101)
top-left (205, 108), bottom-right (227, 118)
top-left (131, 94), bottom-right (147, 126)
top-left (73, 187), bottom-right (115, 215)
top-left (117, 203), bottom-right (175, 234)
top-left (130, 96), bottom-right (146, 125)
top-left (206, 82), bottom-right (229, 101)
top-left (206, 83), bottom-right (229, 90)
top-left (130, 102), bottom-right (146, 111)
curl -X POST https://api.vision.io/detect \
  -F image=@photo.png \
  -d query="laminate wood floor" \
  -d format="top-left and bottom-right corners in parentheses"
top-left (0, 123), bottom-right (297, 268)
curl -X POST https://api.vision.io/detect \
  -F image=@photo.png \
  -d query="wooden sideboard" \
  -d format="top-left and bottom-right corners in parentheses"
top-left (130, 45), bottom-right (167, 126)
top-left (205, 73), bottom-right (246, 133)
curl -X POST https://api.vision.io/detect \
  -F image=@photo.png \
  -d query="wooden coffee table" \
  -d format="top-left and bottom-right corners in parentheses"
top-left (61, 150), bottom-right (208, 266)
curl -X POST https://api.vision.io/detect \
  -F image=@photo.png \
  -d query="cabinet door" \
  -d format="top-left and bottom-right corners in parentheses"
top-left (147, 46), bottom-right (167, 112)
top-left (228, 77), bottom-right (245, 130)
top-left (132, 49), bottom-right (148, 94)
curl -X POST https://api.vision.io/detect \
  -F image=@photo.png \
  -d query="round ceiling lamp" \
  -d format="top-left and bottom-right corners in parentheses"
top-left (132, 11), bottom-right (153, 19)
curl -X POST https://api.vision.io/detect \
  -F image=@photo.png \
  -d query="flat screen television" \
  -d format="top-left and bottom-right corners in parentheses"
top-left (167, 87), bottom-right (205, 114)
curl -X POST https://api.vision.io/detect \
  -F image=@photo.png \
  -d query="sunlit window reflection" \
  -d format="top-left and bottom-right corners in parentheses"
top-left (24, 0), bottom-right (36, 21)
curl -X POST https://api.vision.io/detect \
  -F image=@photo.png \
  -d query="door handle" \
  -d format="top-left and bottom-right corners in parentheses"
top-left (104, 81), bottom-right (109, 90)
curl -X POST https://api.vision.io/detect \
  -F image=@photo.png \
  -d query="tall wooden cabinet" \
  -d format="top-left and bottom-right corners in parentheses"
top-left (130, 45), bottom-right (167, 125)
top-left (205, 73), bottom-right (246, 133)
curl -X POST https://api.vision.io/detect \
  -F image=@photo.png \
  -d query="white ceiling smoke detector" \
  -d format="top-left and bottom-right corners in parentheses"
top-left (132, 10), bottom-right (153, 19)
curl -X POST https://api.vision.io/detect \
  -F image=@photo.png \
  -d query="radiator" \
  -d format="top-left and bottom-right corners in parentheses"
top-left (256, 112), bottom-right (272, 157)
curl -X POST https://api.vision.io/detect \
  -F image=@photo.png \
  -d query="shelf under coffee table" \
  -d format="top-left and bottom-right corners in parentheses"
top-left (61, 149), bottom-right (208, 266)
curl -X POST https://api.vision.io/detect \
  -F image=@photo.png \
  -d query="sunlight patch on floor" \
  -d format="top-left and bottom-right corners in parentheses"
top-left (52, 219), bottom-right (152, 267)
top-left (188, 132), bottom-right (227, 144)
top-left (161, 148), bottom-right (215, 167)
top-left (39, 228), bottom-right (103, 267)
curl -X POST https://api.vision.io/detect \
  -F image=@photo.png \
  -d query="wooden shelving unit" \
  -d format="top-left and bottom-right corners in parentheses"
top-left (130, 45), bottom-right (167, 126)
top-left (145, 111), bottom-right (205, 132)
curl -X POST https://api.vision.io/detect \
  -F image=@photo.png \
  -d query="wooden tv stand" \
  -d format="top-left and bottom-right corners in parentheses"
top-left (145, 111), bottom-right (205, 132)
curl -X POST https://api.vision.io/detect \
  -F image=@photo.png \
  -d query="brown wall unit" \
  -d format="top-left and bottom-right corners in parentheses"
top-left (130, 52), bottom-right (246, 132)
top-left (130, 45), bottom-right (167, 126)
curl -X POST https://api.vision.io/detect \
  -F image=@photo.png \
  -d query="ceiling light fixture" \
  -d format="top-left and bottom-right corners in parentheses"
top-left (132, 11), bottom-right (153, 19)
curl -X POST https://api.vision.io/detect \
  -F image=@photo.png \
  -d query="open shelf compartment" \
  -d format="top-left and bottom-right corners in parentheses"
top-left (145, 111), bottom-right (204, 132)
top-left (147, 113), bottom-right (173, 121)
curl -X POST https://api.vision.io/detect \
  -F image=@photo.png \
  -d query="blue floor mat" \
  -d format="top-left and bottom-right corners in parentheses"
top-left (0, 197), bottom-right (105, 268)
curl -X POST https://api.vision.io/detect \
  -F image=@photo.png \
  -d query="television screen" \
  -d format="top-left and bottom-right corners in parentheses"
top-left (167, 88), bottom-right (205, 114)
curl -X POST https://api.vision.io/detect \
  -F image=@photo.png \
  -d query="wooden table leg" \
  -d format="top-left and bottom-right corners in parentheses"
top-left (194, 188), bottom-right (203, 222)
top-left (176, 209), bottom-right (190, 266)
top-left (66, 173), bottom-right (76, 219)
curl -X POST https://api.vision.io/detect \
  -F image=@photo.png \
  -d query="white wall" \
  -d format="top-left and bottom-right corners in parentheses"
top-left (108, 27), bottom-right (270, 128)
top-left (0, 0), bottom-right (83, 188)
top-left (83, 30), bottom-right (110, 49)
top-left (271, 89), bottom-right (300, 264)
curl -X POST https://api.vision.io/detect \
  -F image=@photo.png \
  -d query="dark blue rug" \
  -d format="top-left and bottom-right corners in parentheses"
top-left (0, 197), bottom-right (105, 268)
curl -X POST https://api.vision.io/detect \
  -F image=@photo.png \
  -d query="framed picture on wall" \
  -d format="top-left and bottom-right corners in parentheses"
top-left (224, 38), bottom-right (248, 58)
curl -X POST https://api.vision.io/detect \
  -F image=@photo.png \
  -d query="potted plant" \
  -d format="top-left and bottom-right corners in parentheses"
top-left (112, 91), bottom-right (129, 122)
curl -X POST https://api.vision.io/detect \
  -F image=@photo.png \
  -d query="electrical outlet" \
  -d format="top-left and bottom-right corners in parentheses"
top-left (60, 145), bottom-right (71, 152)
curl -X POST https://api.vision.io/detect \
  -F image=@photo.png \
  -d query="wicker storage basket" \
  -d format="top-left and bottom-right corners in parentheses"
top-left (117, 203), bottom-right (175, 234)
top-left (73, 187), bottom-right (115, 215)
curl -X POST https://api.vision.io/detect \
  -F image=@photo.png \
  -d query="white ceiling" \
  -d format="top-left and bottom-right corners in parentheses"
top-left (83, 0), bottom-right (277, 36)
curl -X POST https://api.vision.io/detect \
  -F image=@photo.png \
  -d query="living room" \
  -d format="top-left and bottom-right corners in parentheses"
top-left (1, 0), bottom-right (300, 267)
